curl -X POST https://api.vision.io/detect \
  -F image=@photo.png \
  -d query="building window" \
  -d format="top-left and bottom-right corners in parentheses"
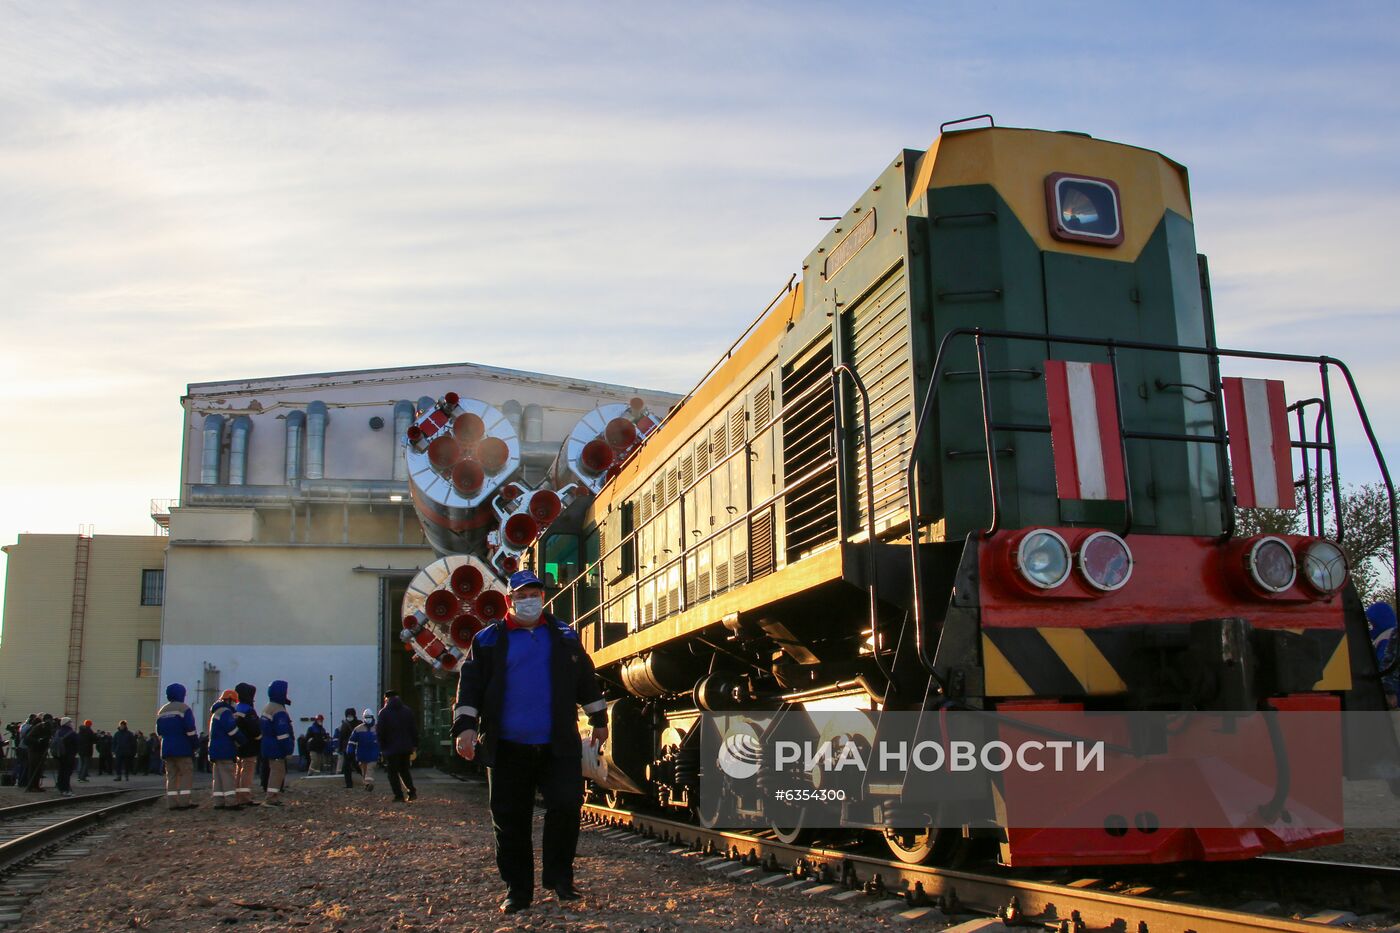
top-left (137, 639), bottom-right (160, 678)
top-left (141, 569), bottom-right (164, 606)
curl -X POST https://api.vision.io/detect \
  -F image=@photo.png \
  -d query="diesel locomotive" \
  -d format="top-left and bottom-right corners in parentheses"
top-left (527, 118), bottom-right (1400, 867)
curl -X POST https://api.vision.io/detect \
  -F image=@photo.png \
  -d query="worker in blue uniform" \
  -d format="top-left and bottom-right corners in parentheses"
top-left (260, 680), bottom-right (296, 805)
top-left (156, 682), bottom-right (200, 810)
top-left (207, 689), bottom-right (241, 808)
top-left (453, 569), bottom-right (609, 914)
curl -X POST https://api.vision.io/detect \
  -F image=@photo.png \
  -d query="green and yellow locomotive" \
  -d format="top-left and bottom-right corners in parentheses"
top-left (538, 119), bottom-right (1398, 867)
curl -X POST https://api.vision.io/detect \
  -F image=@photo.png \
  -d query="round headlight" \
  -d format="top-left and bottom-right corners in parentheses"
top-left (1301, 540), bottom-right (1348, 595)
top-left (1246, 536), bottom-right (1297, 593)
top-left (1078, 531), bottom-right (1134, 592)
top-left (1016, 529), bottom-right (1072, 589)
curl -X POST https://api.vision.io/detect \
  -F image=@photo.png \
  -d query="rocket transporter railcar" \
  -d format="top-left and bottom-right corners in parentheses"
top-left (529, 120), bottom-right (1400, 867)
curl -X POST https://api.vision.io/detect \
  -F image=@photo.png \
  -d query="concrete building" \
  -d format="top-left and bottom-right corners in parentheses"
top-left (157, 361), bottom-right (676, 756)
top-left (0, 533), bottom-right (167, 729)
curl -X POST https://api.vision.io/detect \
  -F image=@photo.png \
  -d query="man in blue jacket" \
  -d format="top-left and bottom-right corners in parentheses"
top-left (453, 570), bottom-right (609, 914)
top-left (156, 683), bottom-right (200, 810)
top-left (260, 680), bottom-right (296, 805)
top-left (208, 690), bottom-right (241, 808)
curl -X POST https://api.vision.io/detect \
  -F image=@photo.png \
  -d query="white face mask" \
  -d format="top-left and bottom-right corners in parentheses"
top-left (512, 596), bottom-right (544, 624)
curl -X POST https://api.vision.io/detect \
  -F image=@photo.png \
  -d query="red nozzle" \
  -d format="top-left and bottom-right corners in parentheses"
top-left (451, 458), bottom-right (485, 496)
top-left (503, 513), bottom-right (539, 548)
top-left (402, 615), bottom-right (419, 630)
top-left (449, 614), bottom-right (482, 648)
top-left (630, 396), bottom-right (645, 412)
top-left (406, 425), bottom-right (423, 443)
top-left (500, 483), bottom-right (521, 502)
top-left (528, 489), bottom-right (562, 525)
top-left (478, 436), bottom-right (509, 473)
top-left (475, 590), bottom-right (508, 621)
top-left (605, 417), bottom-right (637, 450)
top-left (453, 412), bottom-right (485, 444)
top-left (439, 653), bottom-right (459, 669)
top-left (450, 564), bottom-right (484, 599)
top-left (501, 555), bottom-right (519, 575)
top-left (443, 391), bottom-right (460, 408)
top-left (427, 436), bottom-right (461, 472)
top-left (424, 589), bottom-right (460, 622)
top-left (580, 438), bottom-right (614, 475)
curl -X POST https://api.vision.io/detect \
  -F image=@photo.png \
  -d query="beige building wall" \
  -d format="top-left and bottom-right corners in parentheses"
top-left (0, 534), bottom-right (165, 729)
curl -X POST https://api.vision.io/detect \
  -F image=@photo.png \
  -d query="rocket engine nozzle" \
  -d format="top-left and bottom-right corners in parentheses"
top-left (503, 512), bottom-right (540, 549)
top-left (450, 564), bottom-right (484, 600)
top-left (580, 438), bottom-right (615, 475)
top-left (451, 458), bottom-right (485, 496)
top-left (475, 589), bottom-right (508, 622)
top-left (453, 411), bottom-right (486, 444)
top-left (604, 417), bottom-right (638, 451)
top-left (478, 436), bottom-right (510, 474)
top-left (449, 614), bottom-right (482, 648)
top-left (424, 589), bottom-right (460, 622)
top-left (528, 489), bottom-right (563, 525)
top-left (427, 436), bottom-right (461, 472)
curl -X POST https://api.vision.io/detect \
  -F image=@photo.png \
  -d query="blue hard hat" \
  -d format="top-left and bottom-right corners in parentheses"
top-left (508, 569), bottom-right (544, 591)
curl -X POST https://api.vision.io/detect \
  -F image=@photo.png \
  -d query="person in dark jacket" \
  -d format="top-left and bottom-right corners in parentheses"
top-left (97, 729), bottom-right (113, 775)
top-left (197, 733), bottom-right (210, 773)
top-left (208, 690), bottom-right (241, 808)
top-left (24, 713), bottom-right (54, 792)
top-left (112, 721), bottom-right (135, 780)
top-left (157, 682), bottom-right (200, 810)
top-left (453, 570), bottom-right (609, 913)
top-left (259, 680), bottom-right (295, 805)
top-left (77, 720), bottom-right (96, 782)
top-left (305, 715), bottom-right (330, 774)
top-left (376, 691), bottom-right (419, 803)
top-left (52, 717), bottom-right (78, 796)
top-left (233, 683), bottom-right (261, 807)
top-left (336, 708), bottom-right (361, 788)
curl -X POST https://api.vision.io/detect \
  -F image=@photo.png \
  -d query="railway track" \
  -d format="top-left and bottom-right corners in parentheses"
top-left (0, 790), bottom-right (163, 926)
top-left (582, 802), bottom-right (1400, 932)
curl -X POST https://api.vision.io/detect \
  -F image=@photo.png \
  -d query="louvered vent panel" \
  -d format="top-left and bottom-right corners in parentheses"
top-left (845, 268), bottom-right (913, 534)
top-left (781, 341), bottom-right (838, 560)
top-left (715, 562), bottom-right (730, 593)
top-left (750, 509), bottom-right (775, 579)
top-left (667, 467), bottom-right (679, 503)
top-left (755, 387), bottom-right (773, 432)
top-left (680, 454), bottom-right (694, 490)
top-left (730, 406), bottom-right (746, 445)
top-left (731, 551), bottom-right (748, 587)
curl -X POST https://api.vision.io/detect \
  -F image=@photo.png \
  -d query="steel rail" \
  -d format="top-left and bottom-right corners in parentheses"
top-left (0, 789), bottom-right (133, 821)
top-left (582, 802), bottom-right (1359, 933)
top-left (0, 792), bottom-right (162, 874)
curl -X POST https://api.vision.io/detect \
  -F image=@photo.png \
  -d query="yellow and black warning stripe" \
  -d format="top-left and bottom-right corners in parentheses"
top-left (981, 626), bottom-right (1351, 698)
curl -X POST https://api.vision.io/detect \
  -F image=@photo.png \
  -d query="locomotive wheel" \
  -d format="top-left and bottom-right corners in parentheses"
top-left (604, 789), bottom-right (629, 810)
top-left (883, 827), bottom-right (965, 865)
top-left (767, 806), bottom-right (814, 845)
top-left (694, 788), bottom-right (725, 829)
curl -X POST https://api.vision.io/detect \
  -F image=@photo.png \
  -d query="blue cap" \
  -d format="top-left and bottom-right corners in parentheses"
top-left (508, 569), bottom-right (543, 591)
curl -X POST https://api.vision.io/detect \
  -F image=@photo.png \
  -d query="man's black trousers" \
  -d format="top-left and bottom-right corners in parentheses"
top-left (487, 740), bottom-right (583, 898)
top-left (384, 752), bottom-right (416, 799)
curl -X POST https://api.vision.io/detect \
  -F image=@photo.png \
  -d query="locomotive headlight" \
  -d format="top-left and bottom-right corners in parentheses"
top-left (1016, 529), bottom-right (1072, 589)
top-left (1078, 531), bottom-right (1134, 592)
top-left (1301, 540), bottom-right (1348, 595)
top-left (1246, 536), bottom-right (1297, 593)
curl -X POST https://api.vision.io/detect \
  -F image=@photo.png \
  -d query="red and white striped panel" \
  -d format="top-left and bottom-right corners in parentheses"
top-left (1045, 360), bottom-right (1127, 501)
top-left (1222, 377), bottom-right (1295, 510)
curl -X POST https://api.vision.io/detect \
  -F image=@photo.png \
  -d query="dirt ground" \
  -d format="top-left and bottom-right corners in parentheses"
top-left (14, 773), bottom-right (896, 932)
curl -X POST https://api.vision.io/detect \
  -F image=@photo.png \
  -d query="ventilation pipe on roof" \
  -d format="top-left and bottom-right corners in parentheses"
top-left (392, 400), bottom-right (415, 481)
top-left (501, 399), bottom-right (523, 437)
top-left (228, 416), bottom-right (252, 486)
top-left (522, 403), bottom-right (545, 443)
top-left (284, 411), bottom-right (305, 484)
top-left (306, 401), bottom-right (328, 480)
top-left (200, 415), bottom-right (225, 485)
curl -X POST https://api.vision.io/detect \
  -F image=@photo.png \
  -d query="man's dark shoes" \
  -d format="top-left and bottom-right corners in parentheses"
top-left (550, 882), bottom-right (582, 902)
top-left (499, 892), bottom-right (532, 914)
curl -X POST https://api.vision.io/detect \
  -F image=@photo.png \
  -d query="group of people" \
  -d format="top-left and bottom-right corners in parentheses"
top-left (4, 715), bottom-right (156, 794)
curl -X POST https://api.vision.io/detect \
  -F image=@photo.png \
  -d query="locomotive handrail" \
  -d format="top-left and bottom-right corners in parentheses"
top-left (905, 326), bottom-right (1399, 682)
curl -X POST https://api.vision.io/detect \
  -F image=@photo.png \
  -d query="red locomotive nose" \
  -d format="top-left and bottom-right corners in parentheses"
top-left (449, 614), bottom-right (482, 648)
top-left (580, 438), bottom-right (615, 475)
top-left (528, 489), bottom-right (562, 525)
top-left (605, 417), bottom-right (637, 450)
top-left (503, 513), bottom-right (539, 548)
top-left (478, 436), bottom-right (509, 473)
top-left (453, 411), bottom-right (485, 444)
top-left (475, 590), bottom-right (508, 621)
top-left (428, 436), bottom-right (461, 472)
top-left (424, 589), bottom-right (460, 622)
top-left (451, 458), bottom-right (485, 496)
top-left (450, 564), bottom-right (484, 600)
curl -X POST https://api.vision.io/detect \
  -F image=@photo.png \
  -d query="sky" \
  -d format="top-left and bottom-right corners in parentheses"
top-left (1, 1), bottom-right (1398, 568)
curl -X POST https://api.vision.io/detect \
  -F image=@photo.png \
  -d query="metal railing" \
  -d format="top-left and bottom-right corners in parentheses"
top-left (904, 327), bottom-right (1399, 678)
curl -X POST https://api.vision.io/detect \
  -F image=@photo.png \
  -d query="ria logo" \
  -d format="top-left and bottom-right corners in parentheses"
top-left (716, 725), bottom-right (763, 780)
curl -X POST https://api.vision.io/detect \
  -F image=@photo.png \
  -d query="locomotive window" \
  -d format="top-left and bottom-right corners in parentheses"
top-left (1045, 173), bottom-right (1123, 245)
